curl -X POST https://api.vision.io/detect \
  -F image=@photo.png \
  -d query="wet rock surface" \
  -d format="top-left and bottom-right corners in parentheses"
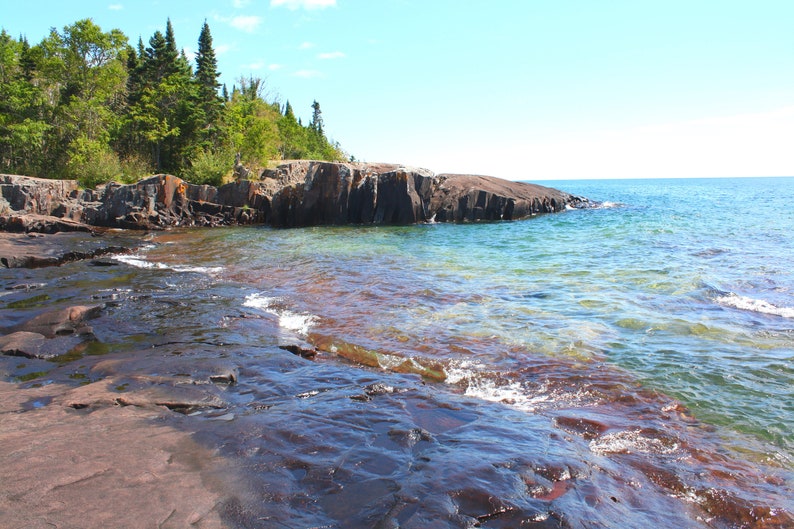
top-left (0, 231), bottom-right (143, 268)
top-left (0, 226), bottom-right (791, 529)
top-left (2, 162), bottom-right (589, 233)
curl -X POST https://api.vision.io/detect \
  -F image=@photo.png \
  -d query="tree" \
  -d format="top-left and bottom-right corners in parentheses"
top-left (123, 21), bottom-right (202, 173)
top-left (310, 100), bottom-right (323, 135)
top-left (0, 17), bottom-right (349, 186)
top-left (195, 20), bottom-right (221, 125)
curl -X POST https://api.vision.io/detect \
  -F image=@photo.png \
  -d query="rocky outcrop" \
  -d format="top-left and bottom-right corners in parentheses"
top-left (268, 162), bottom-right (587, 227)
top-left (430, 173), bottom-right (575, 222)
top-left (1, 162), bottom-right (589, 232)
top-left (83, 174), bottom-right (268, 229)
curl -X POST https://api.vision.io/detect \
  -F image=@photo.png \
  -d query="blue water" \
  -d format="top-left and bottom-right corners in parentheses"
top-left (548, 177), bottom-right (794, 454)
top-left (206, 177), bottom-right (794, 460)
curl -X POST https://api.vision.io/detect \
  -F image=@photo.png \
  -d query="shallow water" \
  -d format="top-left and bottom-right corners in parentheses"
top-left (2, 177), bottom-right (792, 527)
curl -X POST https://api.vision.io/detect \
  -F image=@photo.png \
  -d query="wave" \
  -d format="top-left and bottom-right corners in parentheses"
top-left (715, 293), bottom-right (794, 319)
top-left (589, 429), bottom-right (680, 456)
top-left (243, 293), bottom-right (317, 336)
top-left (112, 254), bottom-right (224, 275)
top-left (568, 200), bottom-right (622, 211)
top-left (444, 361), bottom-right (583, 413)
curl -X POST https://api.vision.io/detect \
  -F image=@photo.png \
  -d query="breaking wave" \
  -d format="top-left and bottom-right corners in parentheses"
top-left (112, 253), bottom-right (224, 275)
top-left (243, 293), bottom-right (317, 336)
top-left (715, 293), bottom-right (794, 319)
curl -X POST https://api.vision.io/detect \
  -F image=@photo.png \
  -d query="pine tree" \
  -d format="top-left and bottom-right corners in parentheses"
top-left (164, 19), bottom-right (179, 65)
top-left (194, 21), bottom-right (221, 125)
top-left (310, 100), bottom-right (323, 135)
top-left (19, 36), bottom-right (36, 81)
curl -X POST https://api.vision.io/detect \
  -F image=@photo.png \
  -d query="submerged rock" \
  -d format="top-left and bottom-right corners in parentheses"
top-left (1, 162), bottom-right (589, 233)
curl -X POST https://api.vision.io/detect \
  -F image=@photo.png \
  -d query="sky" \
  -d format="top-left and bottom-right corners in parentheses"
top-left (3, 0), bottom-right (794, 180)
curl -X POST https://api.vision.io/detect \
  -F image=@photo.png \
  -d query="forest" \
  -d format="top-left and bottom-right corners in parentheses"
top-left (0, 18), bottom-right (347, 188)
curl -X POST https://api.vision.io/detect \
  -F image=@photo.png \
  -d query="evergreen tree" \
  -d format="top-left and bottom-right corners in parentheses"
top-left (19, 36), bottom-right (36, 81)
top-left (164, 19), bottom-right (179, 65)
top-left (310, 100), bottom-right (323, 135)
top-left (194, 21), bottom-right (222, 129)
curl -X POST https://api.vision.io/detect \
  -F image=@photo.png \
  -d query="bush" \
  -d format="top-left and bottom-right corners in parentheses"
top-left (64, 137), bottom-right (123, 189)
top-left (118, 153), bottom-right (154, 184)
top-left (182, 148), bottom-right (232, 187)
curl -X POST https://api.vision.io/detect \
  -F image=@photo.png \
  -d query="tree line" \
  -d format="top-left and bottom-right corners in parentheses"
top-left (0, 18), bottom-right (347, 188)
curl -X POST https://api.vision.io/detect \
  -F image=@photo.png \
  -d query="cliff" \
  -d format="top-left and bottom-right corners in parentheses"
top-left (0, 161), bottom-right (589, 233)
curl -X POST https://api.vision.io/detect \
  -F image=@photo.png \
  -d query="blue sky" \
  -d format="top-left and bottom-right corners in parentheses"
top-left (4, 0), bottom-right (794, 179)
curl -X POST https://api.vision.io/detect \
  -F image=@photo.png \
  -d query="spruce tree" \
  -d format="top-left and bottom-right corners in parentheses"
top-left (310, 100), bottom-right (323, 135)
top-left (194, 21), bottom-right (221, 124)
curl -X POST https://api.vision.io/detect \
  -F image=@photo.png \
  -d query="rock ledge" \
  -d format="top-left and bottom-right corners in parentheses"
top-left (1, 162), bottom-right (589, 232)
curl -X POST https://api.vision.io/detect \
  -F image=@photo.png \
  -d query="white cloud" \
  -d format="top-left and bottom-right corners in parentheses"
top-left (293, 69), bottom-right (323, 79)
top-left (317, 51), bottom-right (345, 60)
top-left (245, 60), bottom-right (280, 71)
top-left (230, 15), bottom-right (263, 33)
top-left (271, 0), bottom-right (336, 10)
top-left (108, 3), bottom-right (123, 10)
top-left (215, 43), bottom-right (234, 55)
top-left (233, 0), bottom-right (251, 7)
top-left (298, 41), bottom-right (314, 50)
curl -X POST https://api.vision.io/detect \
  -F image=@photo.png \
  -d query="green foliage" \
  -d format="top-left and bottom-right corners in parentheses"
top-left (183, 147), bottom-right (232, 187)
top-left (64, 135), bottom-right (122, 188)
top-left (0, 18), bottom-right (349, 187)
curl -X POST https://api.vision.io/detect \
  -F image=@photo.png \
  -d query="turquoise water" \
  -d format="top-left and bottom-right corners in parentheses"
top-left (191, 177), bottom-right (793, 460)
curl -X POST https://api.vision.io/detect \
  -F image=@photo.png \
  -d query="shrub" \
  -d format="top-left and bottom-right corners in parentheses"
top-left (182, 148), bottom-right (232, 187)
top-left (64, 137), bottom-right (123, 189)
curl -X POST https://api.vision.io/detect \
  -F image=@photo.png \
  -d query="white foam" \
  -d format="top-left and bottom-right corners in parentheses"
top-left (589, 430), bottom-right (680, 455)
top-left (243, 293), bottom-right (317, 336)
top-left (112, 254), bottom-right (223, 275)
top-left (444, 361), bottom-right (553, 412)
top-left (716, 293), bottom-right (794, 319)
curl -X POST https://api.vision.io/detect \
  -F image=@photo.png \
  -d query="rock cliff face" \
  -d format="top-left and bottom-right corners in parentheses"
top-left (1, 162), bottom-right (588, 232)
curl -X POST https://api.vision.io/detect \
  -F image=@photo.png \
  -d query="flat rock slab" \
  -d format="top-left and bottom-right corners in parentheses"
top-left (0, 381), bottom-right (231, 528)
top-left (0, 231), bottom-right (142, 269)
top-left (0, 330), bottom-right (84, 359)
top-left (63, 378), bottom-right (228, 413)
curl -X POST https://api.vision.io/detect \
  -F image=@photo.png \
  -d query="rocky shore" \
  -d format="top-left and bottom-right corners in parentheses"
top-left (1, 161), bottom-right (589, 235)
top-left (2, 172), bottom-right (792, 528)
top-left (0, 162), bottom-right (594, 527)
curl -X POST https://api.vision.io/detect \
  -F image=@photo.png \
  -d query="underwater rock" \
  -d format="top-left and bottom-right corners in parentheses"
top-left (0, 330), bottom-right (85, 360)
top-left (17, 305), bottom-right (103, 338)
